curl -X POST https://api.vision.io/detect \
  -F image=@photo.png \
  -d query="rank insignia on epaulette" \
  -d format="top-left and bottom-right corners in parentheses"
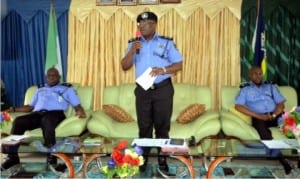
top-left (61, 83), bottom-right (72, 87)
top-left (128, 38), bottom-right (135, 43)
top-left (38, 83), bottom-right (45, 88)
top-left (159, 36), bottom-right (173, 40)
top-left (264, 81), bottom-right (275, 85)
top-left (239, 82), bottom-right (250, 88)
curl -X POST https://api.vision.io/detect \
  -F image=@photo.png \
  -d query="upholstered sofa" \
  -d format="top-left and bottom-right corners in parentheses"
top-left (87, 83), bottom-right (221, 142)
top-left (220, 85), bottom-right (298, 140)
top-left (1, 83), bottom-right (93, 137)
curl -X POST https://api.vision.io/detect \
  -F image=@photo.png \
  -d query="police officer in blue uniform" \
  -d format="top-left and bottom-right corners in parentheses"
top-left (1, 67), bottom-right (86, 171)
top-left (235, 66), bottom-right (293, 175)
top-left (121, 11), bottom-right (183, 174)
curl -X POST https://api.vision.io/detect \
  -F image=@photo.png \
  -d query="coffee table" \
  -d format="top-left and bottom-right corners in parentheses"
top-left (1, 136), bottom-right (199, 178)
top-left (199, 138), bottom-right (300, 178)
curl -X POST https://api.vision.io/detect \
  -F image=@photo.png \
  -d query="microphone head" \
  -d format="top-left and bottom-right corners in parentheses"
top-left (136, 30), bottom-right (142, 38)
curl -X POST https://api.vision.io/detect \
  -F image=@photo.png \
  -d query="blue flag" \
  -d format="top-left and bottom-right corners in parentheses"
top-left (251, 0), bottom-right (267, 80)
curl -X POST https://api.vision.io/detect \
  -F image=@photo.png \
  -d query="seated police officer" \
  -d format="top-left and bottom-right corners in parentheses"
top-left (235, 66), bottom-right (294, 175)
top-left (1, 67), bottom-right (86, 171)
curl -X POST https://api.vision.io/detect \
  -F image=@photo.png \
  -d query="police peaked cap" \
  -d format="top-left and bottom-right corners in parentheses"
top-left (137, 11), bottom-right (158, 23)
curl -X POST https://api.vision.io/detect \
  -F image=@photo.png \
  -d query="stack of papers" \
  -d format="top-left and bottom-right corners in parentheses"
top-left (132, 138), bottom-right (189, 153)
top-left (82, 136), bottom-right (102, 146)
top-left (0, 135), bottom-right (29, 145)
top-left (261, 139), bottom-right (298, 149)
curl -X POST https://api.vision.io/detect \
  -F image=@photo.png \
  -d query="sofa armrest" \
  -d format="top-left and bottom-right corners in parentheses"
top-left (87, 110), bottom-right (114, 137)
top-left (220, 111), bottom-right (260, 140)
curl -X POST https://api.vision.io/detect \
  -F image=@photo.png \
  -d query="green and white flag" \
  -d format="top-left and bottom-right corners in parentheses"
top-left (45, 3), bottom-right (63, 78)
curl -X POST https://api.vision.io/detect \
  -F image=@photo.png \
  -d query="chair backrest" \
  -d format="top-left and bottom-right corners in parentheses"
top-left (103, 83), bottom-right (213, 122)
top-left (221, 85), bottom-right (298, 111)
top-left (23, 83), bottom-right (93, 117)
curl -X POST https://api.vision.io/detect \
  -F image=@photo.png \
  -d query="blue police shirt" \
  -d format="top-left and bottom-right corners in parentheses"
top-left (235, 82), bottom-right (286, 114)
top-left (126, 33), bottom-right (183, 84)
top-left (30, 84), bottom-right (81, 112)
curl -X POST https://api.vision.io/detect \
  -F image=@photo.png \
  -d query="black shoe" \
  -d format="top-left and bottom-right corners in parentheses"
top-left (139, 157), bottom-right (148, 172)
top-left (54, 163), bottom-right (67, 173)
top-left (0, 156), bottom-right (20, 171)
top-left (47, 155), bottom-right (57, 165)
top-left (280, 158), bottom-right (293, 174)
top-left (158, 156), bottom-right (169, 172)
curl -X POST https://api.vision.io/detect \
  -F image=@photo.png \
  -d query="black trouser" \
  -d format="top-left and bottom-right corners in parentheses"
top-left (252, 116), bottom-right (278, 140)
top-left (135, 78), bottom-right (174, 158)
top-left (252, 116), bottom-right (291, 171)
top-left (7, 110), bottom-right (65, 157)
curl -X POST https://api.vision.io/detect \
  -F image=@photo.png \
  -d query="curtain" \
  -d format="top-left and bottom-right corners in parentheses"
top-left (240, 0), bottom-right (300, 104)
top-left (68, 0), bottom-right (242, 110)
top-left (1, 0), bottom-right (70, 107)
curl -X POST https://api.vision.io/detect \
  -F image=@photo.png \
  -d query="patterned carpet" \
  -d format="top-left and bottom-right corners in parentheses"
top-left (1, 159), bottom-right (298, 178)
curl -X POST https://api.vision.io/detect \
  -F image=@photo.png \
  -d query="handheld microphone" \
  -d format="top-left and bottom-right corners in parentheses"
top-left (135, 30), bottom-right (141, 54)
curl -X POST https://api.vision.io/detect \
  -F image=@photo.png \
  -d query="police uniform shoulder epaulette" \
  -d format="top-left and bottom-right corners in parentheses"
top-left (263, 81), bottom-right (276, 85)
top-left (239, 82), bottom-right (250, 88)
top-left (61, 83), bottom-right (72, 87)
top-left (128, 38), bottom-right (136, 43)
top-left (38, 83), bottom-right (45, 88)
top-left (158, 36), bottom-right (173, 40)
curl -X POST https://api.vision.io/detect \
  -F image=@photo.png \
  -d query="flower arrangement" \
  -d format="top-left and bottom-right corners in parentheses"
top-left (0, 111), bottom-right (11, 128)
top-left (278, 106), bottom-right (300, 138)
top-left (101, 140), bottom-right (144, 178)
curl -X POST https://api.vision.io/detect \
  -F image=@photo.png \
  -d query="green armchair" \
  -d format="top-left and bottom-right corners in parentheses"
top-left (87, 83), bottom-right (221, 142)
top-left (1, 84), bottom-right (93, 137)
top-left (220, 85), bottom-right (298, 140)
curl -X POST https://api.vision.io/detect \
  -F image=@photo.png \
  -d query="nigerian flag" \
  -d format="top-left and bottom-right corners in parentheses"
top-left (251, 0), bottom-right (267, 80)
top-left (45, 3), bottom-right (63, 79)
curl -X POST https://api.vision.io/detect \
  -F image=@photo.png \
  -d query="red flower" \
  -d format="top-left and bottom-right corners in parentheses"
top-left (112, 150), bottom-right (124, 166)
top-left (285, 117), bottom-right (296, 126)
top-left (114, 141), bottom-right (128, 150)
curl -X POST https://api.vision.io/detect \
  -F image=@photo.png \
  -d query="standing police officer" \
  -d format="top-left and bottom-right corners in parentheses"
top-left (1, 67), bottom-right (86, 171)
top-left (121, 11), bottom-right (183, 174)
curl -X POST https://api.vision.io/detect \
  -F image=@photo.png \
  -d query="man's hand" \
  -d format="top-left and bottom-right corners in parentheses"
top-left (150, 67), bottom-right (165, 76)
top-left (256, 113), bottom-right (273, 121)
top-left (74, 105), bottom-right (86, 118)
top-left (4, 107), bottom-right (14, 113)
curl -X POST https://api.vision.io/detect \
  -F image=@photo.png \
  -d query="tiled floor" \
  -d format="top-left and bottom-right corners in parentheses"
top-left (1, 152), bottom-right (299, 178)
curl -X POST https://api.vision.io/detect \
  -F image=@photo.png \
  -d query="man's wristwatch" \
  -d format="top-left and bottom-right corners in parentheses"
top-left (272, 113), bottom-right (276, 119)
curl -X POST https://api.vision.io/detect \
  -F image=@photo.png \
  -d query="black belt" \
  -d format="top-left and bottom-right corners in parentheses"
top-left (150, 78), bottom-right (171, 90)
top-left (136, 78), bottom-right (171, 90)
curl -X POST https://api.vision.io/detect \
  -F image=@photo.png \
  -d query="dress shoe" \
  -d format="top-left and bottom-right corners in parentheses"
top-left (139, 157), bottom-right (148, 172)
top-left (0, 156), bottom-right (20, 171)
top-left (47, 155), bottom-right (67, 173)
top-left (158, 156), bottom-right (169, 172)
top-left (47, 155), bottom-right (57, 165)
top-left (280, 158), bottom-right (293, 174)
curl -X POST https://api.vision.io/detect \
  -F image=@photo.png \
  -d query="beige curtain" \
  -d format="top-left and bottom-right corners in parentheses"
top-left (68, 0), bottom-right (242, 110)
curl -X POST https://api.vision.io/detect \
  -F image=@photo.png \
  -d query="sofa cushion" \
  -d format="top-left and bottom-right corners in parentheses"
top-left (176, 104), bottom-right (205, 124)
top-left (228, 106), bottom-right (252, 125)
top-left (103, 104), bottom-right (134, 122)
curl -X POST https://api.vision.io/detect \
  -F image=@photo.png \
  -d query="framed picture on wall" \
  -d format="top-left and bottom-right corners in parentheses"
top-left (138, 0), bottom-right (159, 5)
top-left (96, 0), bottom-right (117, 5)
top-left (117, 0), bottom-right (137, 6)
top-left (160, 0), bottom-right (181, 3)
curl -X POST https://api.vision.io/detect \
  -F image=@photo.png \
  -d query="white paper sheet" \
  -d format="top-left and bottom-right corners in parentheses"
top-left (1, 134), bottom-right (29, 145)
top-left (135, 67), bottom-right (157, 90)
top-left (132, 138), bottom-right (168, 147)
top-left (261, 140), bottom-right (294, 149)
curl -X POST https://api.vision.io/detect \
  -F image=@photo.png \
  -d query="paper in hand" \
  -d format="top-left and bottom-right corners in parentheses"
top-left (136, 67), bottom-right (157, 90)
